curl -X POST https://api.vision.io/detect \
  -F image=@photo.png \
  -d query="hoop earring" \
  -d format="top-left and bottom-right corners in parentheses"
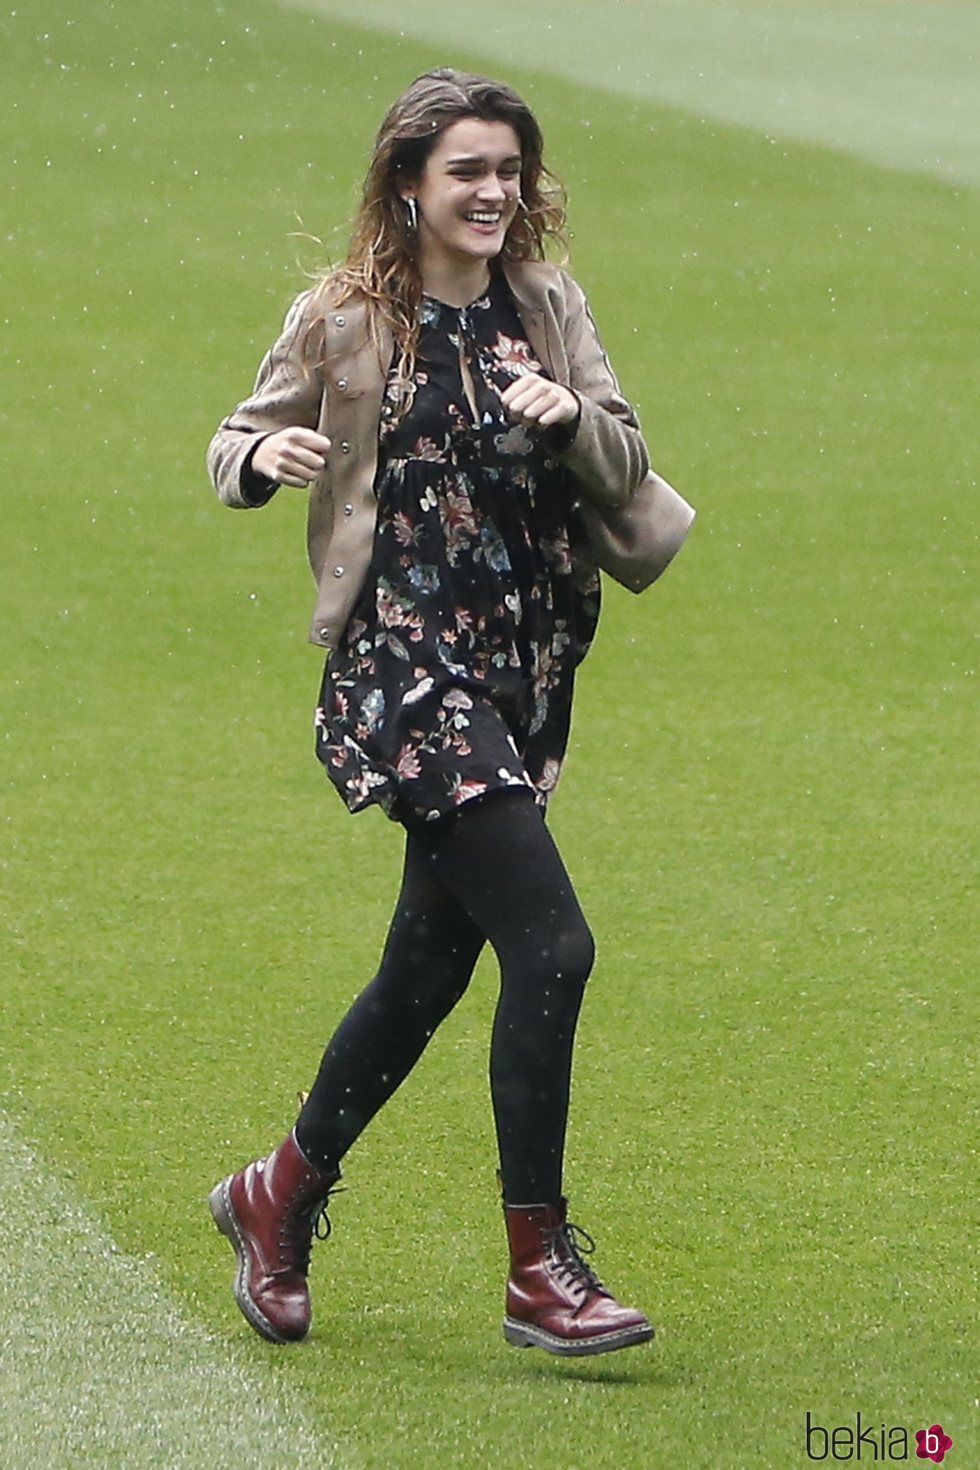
top-left (516, 195), bottom-right (529, 213)
top-left (405, 196), bottom-right (418, 232)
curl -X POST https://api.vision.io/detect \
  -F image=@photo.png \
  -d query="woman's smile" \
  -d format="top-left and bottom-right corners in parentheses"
top-left (464, 210), bottom-right (504, 231)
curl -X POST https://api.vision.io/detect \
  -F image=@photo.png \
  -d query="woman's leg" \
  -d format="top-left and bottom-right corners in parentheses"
top-left (211, 831), bottom-right (483, 1343)
top-left (294, 832), bottom-right (485, 1173)
top-left (416, 790), bottom-right (595, 1204)
top-left (417, 791), bottom-right (652, 1358)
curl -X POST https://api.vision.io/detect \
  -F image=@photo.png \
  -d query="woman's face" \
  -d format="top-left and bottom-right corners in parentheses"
top-left (403, 116), bottom-right (522, 276)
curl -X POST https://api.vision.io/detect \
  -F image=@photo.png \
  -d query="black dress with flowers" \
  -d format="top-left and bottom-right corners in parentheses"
top-left (315, 271), bottom-right (600, 825)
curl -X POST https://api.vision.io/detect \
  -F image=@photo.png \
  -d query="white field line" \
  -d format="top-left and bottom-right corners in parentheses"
top-left (274, 0), bottom-right (980, 189)
top-left (0, 1114), bottom-right (342, 1470)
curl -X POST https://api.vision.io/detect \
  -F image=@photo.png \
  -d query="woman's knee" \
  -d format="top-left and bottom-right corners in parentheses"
top-left (527, 914), bottom-right (595, 996)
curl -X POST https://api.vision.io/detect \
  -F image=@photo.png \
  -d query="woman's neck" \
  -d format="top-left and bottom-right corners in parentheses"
top-left (418, 256), bottom-right (493, 309)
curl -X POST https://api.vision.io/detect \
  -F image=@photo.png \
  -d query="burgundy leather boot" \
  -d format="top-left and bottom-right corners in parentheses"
top-left (209, 1131), bottom-right (340, 1344)
top-left (502, 1198), bottom-right (654, 1356)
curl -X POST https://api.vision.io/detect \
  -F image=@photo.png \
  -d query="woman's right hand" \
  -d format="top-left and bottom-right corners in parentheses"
top-left (252, 427), bottom-right (332, 487)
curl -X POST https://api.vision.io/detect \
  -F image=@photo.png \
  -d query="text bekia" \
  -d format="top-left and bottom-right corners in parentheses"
top-left (805, 1413), bottom-right (953, 1462)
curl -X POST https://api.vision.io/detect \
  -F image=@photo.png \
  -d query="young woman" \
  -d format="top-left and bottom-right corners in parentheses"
top-left (207, 67), bottom-right (677, 1358)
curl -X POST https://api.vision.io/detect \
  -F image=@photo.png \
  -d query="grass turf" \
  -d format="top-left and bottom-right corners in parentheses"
top-left (0, 1120), bottom-right (334, 1470)
top-left (282, 0), bottom-right (980, 188)
top-left (1, 1), bottom-right (976, 1466)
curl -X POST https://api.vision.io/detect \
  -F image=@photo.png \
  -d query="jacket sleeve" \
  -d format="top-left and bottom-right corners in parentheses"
top-left (206, 290), bottom-right (324, 509)
top-left (553, 275), bottom-right (649, 509)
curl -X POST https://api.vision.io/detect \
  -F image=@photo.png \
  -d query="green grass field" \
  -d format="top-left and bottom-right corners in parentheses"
top-left (2, 2), bottom-right (976, 1466)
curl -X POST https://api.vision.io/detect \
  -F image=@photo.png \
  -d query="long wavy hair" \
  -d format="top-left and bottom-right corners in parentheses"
top-left (316, 68), bottom-right (567, 388)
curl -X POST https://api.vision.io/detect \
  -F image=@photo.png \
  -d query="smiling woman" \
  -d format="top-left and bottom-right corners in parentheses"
top-left (404, 119), bottom-right (525, 283)
top-left (205, 66), bottom-right (687, 1362)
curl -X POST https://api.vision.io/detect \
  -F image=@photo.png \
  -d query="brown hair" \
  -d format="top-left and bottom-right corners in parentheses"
top-left (315, 67), bottom-right (566, 386)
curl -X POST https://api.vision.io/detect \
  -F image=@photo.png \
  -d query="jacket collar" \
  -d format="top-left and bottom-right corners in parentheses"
top-left (499, 258), bottom-right (548, 323)
top-left (319, 258), bottom-right (558, 372)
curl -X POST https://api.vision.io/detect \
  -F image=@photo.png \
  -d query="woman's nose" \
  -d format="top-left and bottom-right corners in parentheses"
top-left (477, 174), bottom-right (506, 203)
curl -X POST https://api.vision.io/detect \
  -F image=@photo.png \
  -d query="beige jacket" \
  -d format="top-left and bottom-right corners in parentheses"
top-left (207, 259), bottom-right (650, 647)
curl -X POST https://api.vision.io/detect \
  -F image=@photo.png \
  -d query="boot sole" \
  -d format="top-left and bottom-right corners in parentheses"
top-left (502, 1315), bottom-right (655, 1357)
top-left (208, 1179), bottom-right (303, 1346)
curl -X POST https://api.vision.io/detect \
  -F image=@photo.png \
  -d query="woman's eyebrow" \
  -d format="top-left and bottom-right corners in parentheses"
top-left (444, 153), bottom-right (522, 167)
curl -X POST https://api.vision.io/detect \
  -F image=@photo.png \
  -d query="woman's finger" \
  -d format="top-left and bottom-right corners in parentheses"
top-left (286, 445), bottom-right (329, 473)
top-left (287, 428), bottom-right (333, 457)
top-left (501, 374), bottom-right (546, 409)
top-left (502, 380), bottom-right (551, 419)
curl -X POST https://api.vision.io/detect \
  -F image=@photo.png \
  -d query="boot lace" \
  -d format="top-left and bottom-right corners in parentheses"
top-left (278, 1184), bottom-right (344, 1275)
top-left (544, 1219), bottom-right (609, 1297)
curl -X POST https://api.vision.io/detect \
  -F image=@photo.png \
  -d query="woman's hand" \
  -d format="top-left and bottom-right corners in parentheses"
top-left (252, 427), bottom-right (332, 487)
top-left (501, 374), bottom-right (580, 430)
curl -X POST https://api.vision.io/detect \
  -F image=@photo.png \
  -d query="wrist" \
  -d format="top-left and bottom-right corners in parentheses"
top-left (240, 436), bottom-right (279, 506)
top-left (541, 391), bottom-right (582, 453)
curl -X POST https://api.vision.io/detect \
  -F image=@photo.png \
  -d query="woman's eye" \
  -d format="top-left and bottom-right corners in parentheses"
top-left (450, 167), bottom-right (521, 182)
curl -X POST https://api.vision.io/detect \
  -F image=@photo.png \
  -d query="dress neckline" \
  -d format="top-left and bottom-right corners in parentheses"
top-left (422, 274), bottom-right (497, 312)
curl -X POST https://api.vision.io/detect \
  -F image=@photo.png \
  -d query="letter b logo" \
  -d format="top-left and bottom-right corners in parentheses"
top-left (915, 1423), bottom-right (953, 1463)
top-left (805, 1413), bottom-right (828, 1460)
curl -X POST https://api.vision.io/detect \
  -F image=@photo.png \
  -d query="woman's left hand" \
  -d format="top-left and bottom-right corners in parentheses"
top-left (501, 374), bottom-right (580, 429)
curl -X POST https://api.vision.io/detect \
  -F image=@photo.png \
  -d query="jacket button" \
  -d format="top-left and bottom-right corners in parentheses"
top-left (340, 441), bottom-right (351, 454)
top-left (334, 314), bottom-right (346, 327)
top-left (337, 377), bottom-right (349, 391)
top-left (333, 566), bottom-right (344, 577)
top-left (343, 504), bottom-right (354, 516)
top-left (319, 627), bottom-right (331, 642)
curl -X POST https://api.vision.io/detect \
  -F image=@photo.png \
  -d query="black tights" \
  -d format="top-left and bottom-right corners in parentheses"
top-left (295, 790), bottom-right (594, 1203)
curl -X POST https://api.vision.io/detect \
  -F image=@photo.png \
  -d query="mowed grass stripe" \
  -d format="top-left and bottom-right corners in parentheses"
top-left (0, 1115), bottom-right (341, 1470)
top-left (276, 0), bottom-right (980, 187)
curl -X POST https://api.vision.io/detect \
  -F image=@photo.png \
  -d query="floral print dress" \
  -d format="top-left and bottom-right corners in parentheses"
top-left (315, 271), bottom-right (600, 825)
